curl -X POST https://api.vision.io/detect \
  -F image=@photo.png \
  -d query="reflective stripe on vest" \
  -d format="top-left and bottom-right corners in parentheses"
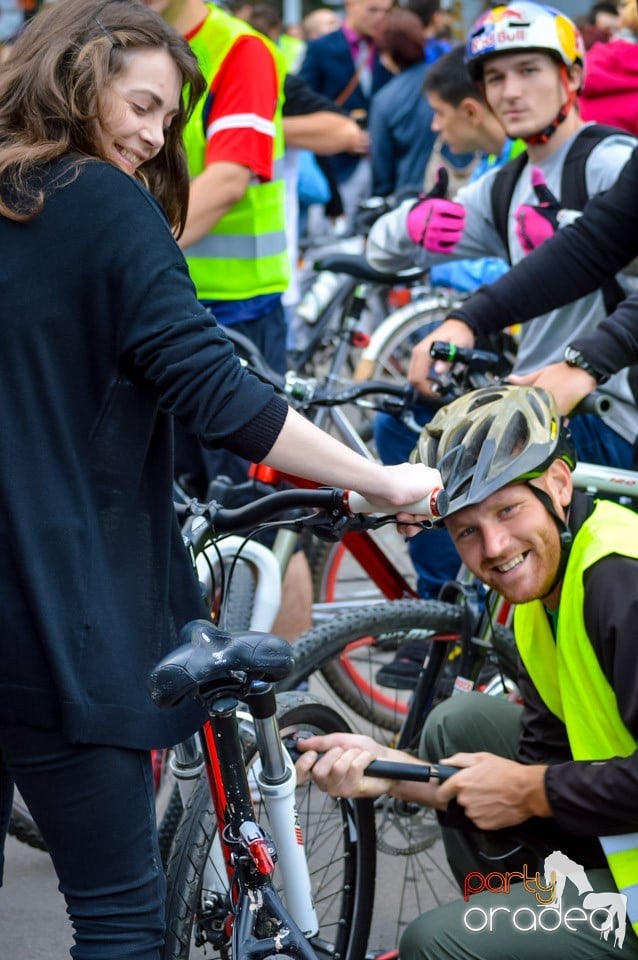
top-left (515, 499), bottom-right (638, 933)
top-left (183, 6), bottom-right (289, 301)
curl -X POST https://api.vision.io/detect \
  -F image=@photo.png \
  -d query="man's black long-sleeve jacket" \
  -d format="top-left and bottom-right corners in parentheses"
top-left (450, 146), bottom-right (638, 377)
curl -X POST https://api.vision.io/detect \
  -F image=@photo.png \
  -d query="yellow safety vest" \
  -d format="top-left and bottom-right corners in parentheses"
top-left (182, 5), bottom-right (289, 301)
top-left (278, 33), bottom-right (305, 72)
top-left (515, 499), bottom-right (638, 934)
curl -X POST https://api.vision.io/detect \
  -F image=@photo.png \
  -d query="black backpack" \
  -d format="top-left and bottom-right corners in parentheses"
top-left (490, 124), bottom-right (626, 314)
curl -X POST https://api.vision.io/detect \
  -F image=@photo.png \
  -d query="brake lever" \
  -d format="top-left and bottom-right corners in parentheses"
top-left (299, 511), bottom-right (384, 542)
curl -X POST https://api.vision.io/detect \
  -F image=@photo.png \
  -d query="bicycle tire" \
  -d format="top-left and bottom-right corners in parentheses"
top-left (309, 533), bottom-right (417, 619)
top-left (279, 604), bottom-right (516, 949)
top-left (353, 295), bottom-right (459, 384)
top-left (280, 604), bottom-right (469, 949)
top-left (162, 691), bottom-right (376, 960)
top-left (281, 599), bottom-right (466, 733)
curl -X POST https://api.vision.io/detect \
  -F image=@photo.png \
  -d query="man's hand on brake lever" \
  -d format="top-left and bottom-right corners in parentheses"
top-left (408, 319), bottom-right (476, 398)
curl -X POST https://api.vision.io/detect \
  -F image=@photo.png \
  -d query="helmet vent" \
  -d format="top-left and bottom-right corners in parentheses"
top-left (498, 411), bottom-right (530, 463)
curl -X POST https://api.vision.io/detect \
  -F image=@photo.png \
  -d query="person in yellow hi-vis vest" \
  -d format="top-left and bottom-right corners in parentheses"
top-left (142, 0), bottom-right (289, 490)
top-left (143, 0), bottom-right (288, 371)
top-left (297, 384), bottom-right (638, 960)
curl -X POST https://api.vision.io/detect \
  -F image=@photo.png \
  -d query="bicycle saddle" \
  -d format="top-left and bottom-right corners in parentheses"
top-left (313, 252), bottom-right (424, 286)
top-left (148, 620), bottom-right (294, 708)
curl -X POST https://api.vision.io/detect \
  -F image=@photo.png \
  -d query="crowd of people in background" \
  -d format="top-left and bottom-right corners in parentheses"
top-left (229, 0), bottom-right (638, 241)
top-left (2, 0), bottom-right (636, 232)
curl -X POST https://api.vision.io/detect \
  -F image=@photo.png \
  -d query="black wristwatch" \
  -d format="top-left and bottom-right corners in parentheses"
top-left (563, 346), bottom-right (610, 385)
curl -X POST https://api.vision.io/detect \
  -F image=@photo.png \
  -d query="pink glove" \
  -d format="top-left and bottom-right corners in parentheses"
top-left (406, 167), bottom-right (466, 254)
top-left (514, 167), bottom-right (561, 254)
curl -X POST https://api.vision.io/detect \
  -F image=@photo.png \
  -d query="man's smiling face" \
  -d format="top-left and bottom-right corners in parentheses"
top-left (445, 461), bottom-right (572, 608)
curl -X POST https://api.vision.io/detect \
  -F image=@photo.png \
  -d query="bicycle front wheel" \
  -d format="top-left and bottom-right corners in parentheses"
top-left (162, 692), bottom-right (376, 960)
top-left (280, 602), bottom-right (470, 950)
top-left (353, 294), bottom-right (459, 384)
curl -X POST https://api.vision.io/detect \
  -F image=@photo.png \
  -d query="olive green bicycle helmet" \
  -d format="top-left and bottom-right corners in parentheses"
top-left (411, 384), bottom-right (576, 516)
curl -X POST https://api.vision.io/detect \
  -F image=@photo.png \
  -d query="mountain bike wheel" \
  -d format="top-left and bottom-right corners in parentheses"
top-left (162, 692), bottom-right (376, 960)
top-left (309, 533), bottom-right (417, 621)
top-left (278, 602), bottom-right (516, 949)
top-left (283, 599), bottom-right (466, 733)
top-left (353, 295), bottom-right (458, 384)
top-left (278, 603), bottom-right (468, 949)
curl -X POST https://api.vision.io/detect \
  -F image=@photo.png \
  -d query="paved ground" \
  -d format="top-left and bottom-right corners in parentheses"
top-left (1, 834), bottom-right (73, 959)
top-left (1, 827), bottom-right (458, 959)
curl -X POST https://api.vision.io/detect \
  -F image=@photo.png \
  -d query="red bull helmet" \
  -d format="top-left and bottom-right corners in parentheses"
top-left (466, 2), bottom-right (585, 82)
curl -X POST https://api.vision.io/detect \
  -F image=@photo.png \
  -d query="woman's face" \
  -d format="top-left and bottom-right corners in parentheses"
top-left (98, 47), bottom-right (182, 176)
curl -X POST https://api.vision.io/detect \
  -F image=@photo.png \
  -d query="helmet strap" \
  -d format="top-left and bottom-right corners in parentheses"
top-left (527, 483), bottom-right (572, 599)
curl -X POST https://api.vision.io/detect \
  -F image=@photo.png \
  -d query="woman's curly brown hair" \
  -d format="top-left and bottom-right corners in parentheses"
top-left (0, 0), bottom-right (206, 235)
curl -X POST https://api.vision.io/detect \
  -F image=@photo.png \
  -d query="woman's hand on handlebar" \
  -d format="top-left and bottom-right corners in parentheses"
top-left (264, 408), bottom-right (443, 530)
top-left (357, 462), bottom-right (444, 534)
top-left (508, 363), bottom-right (597, 415)
top-left (408, 319), bottom-right (476, 397)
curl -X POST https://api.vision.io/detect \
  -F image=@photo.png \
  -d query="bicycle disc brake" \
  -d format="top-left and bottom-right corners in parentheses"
top-left (374, 795), bottom-right (440, 856)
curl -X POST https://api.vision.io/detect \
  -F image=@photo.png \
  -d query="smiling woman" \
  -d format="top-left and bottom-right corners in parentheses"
top-left (98, 48), bottom-right (183, 176)
top-left (0, 0), bottom-right (206, 233)
top-left (0, 1), bottom-right (441, 957)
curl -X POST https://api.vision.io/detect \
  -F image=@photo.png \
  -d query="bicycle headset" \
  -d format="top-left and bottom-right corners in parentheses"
top-left (410, 384), bottom-right (577, 593)
top-left (465, 1), bottom-right (585, 145)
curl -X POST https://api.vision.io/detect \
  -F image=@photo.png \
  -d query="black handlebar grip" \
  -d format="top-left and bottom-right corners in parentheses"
top-left (364, 760), bottom-right (459, 782)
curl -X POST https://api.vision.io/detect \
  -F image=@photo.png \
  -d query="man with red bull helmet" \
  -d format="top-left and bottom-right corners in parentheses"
top-left (368, 1), bottom-right (637, 469)
top-left (297, 384), bottom-right (638, 960)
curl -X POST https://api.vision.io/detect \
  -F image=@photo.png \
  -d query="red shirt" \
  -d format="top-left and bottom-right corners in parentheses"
top-left (185, 22), bottom-right (279, 179)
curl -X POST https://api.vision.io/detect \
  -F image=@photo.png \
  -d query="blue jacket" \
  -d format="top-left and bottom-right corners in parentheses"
top-left (299, 27), bottom-right (392, 181)
top-left (368, 61), bottom-right (436, 197)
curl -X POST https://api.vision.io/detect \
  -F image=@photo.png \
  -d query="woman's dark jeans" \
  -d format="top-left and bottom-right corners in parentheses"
top-left (0, 725), bottom-right (165, 959)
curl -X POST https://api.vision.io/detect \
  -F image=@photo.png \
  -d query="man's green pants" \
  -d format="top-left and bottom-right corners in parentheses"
top-left (399, 693), bottom-right (638, 959)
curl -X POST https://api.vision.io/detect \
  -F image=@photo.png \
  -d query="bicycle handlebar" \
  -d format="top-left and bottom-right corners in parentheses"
top-left (429, 341), bottom-right (613, 419)
top-left (570, 392), bottom-right (612, 417)
top-left (346, 487), bottom-right (448, 519)
top-left (176, 482), bottom-right (447, 538)
top-left (430, 341), bottom-right (500, 374)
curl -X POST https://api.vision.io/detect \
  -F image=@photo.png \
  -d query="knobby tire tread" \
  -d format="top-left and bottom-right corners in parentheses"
top-left (278, 600), bottom-right (467, 729)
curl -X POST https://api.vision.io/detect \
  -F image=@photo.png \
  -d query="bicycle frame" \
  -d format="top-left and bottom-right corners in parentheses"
top-left (252, 465), bottom-right (418, 606)
top-left (196, 686), bottom-right (320, 956)
top-left (151, 619), bottom-right (324, 959)
top-left (160, 486), bottom-right (440, 956)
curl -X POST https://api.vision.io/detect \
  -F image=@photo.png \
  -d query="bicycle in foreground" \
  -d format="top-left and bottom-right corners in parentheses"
top-left (152, 483), bottom-right (444, 960)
